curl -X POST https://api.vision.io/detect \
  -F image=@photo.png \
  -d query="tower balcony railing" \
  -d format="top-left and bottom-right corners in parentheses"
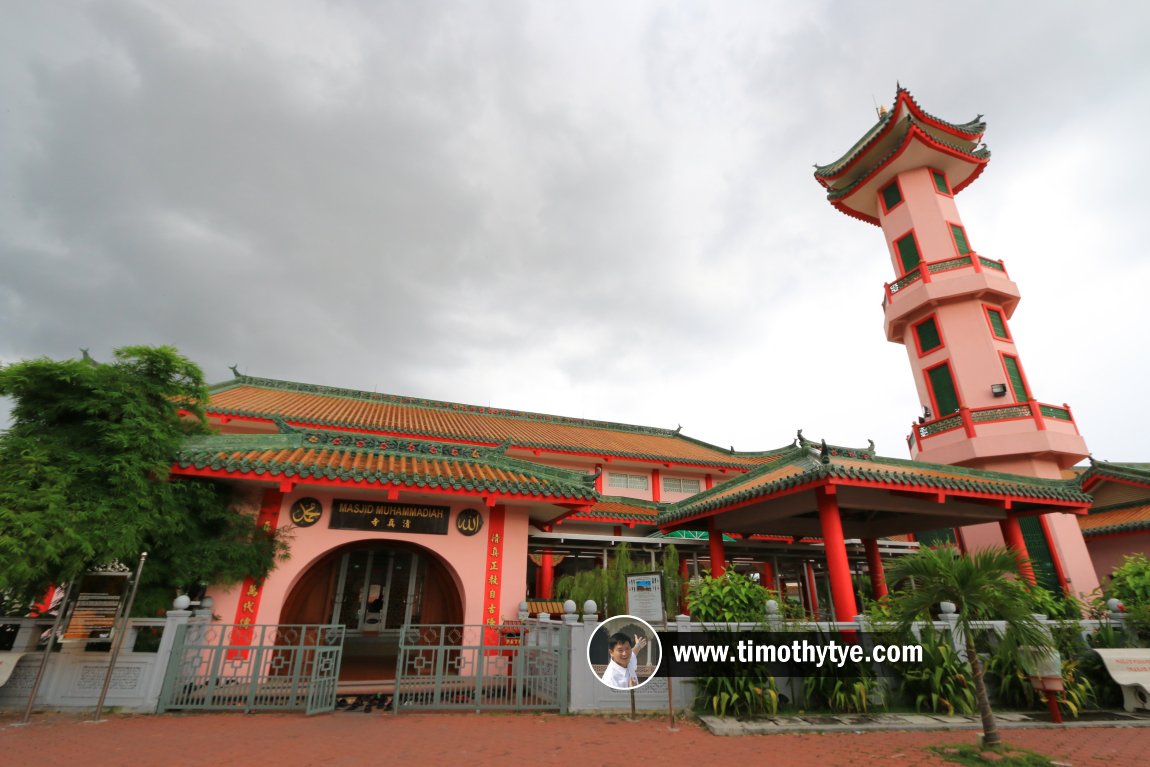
top-left (905, 400), bottom-right (1078, 452)
top-left (885, 252), bottom-right (1008, 305)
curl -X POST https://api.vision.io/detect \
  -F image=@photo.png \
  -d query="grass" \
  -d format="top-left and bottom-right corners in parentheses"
top-left (929, 743), bottom-right (1056, 766)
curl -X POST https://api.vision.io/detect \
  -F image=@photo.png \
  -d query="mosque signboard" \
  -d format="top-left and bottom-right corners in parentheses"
top-left (329, 499), bottom-right (450, 535)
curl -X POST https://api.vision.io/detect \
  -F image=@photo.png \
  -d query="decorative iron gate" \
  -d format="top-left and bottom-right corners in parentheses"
top-left (158, 623), bottom-right (344, 715)
top-left (395, 622), bottom-right (568, 713)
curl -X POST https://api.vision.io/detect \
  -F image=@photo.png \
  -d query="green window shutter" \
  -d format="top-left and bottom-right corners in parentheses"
top-left (882, 181), bottom-right (902, 211)
top-left (932, 170), bottom-right (949, 194)
top-left (927, 363), bottom-right (960, 414)
top-left (915, 317), bottom-right (942, 352)
top-left (916, 528), bottom-right (957, 548)
top-left (1018, 516), bottom-right (1061, 594)
top-left (987, 308), bottom-right (1008, 339)
top-left (950, 224), bottom-right (971, 255)
top-left (897, 234), bottom-right (921, 272)
top-left (1004, 356), bottom-right (1029, 402)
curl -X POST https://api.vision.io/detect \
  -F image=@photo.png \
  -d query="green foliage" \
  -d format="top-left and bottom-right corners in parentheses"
top-left (556, 542), bottom-right (674, 618)
top-left (685, 570), bottom-right (781, 718)
top-left (1106, 553), bottom-right (1150, 606)
top-left (1024, 586), bottom-right (1081, 620)
top-left (898, 628), bottom-right (977, 716)
top-left (0, 346), bottom-right (289, 614)
top-left (659, 544), bottom-right (682, 617)
top-left (802, 665), bottom-right (880, 714)
top-left (885, 545), bottom-right (1053, 746)
top-left (688, 570), bottom-right (772, 622)
top-left (929, 743), bottom-right (1057, 767)
top-left (696, 670), bottom-right (780, 718)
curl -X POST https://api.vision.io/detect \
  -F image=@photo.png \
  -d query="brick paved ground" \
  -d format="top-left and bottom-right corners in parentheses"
top-left (2, 710), bottom-right (1147, 766)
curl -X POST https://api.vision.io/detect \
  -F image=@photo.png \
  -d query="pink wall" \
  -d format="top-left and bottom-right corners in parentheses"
top-left (209, 489), bottom-right (533, 628)
top-left (1086, 534), bottom-right (1150, 587)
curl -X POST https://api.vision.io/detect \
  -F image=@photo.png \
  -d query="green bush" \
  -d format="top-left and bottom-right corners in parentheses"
top-left (688, 570), bottom-right (771, 622)
top-left (897, 628), bottom-right (977, 716)
top-left (688, 571), bottom-right (779, 718)
top-left (1106, 554), bottom-right (1150, 607)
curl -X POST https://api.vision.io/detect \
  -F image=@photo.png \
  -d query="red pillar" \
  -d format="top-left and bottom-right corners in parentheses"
top-left (539, 552), bottom-right (554, 599)
top-left (817, 487), bottom-right (859, 622)
top-left (760, 561), bottom-right (777, 592)
top-left (1000, 512), bottom-right (1037, 585)
top-left (708, 518), bottom-right (726, 578)
top-left (863, 538), bottom-right (887, 600)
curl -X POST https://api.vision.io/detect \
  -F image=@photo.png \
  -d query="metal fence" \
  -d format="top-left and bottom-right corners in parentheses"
top-left (395, 622), bottom-right (568, 713)
top-left (158, 623), bottom-right (344, 715)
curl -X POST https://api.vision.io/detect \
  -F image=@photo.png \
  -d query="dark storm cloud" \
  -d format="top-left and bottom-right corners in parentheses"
top-left (2, 1), bottom-right (1149, 459)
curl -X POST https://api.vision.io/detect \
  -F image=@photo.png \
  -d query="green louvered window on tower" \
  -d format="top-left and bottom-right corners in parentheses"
top-left (987, 308), bottom-right (1010, 340)
top-left (932, 169), bottom-right (950, 194)
top-left (915, 317), bottom-right (942, 353)
top-left (1018, 515), bottom-right (1061, 594)
top-left (927, 363), bottom-right (960, 415)
top-left (882, 181), bottom-right (902, 211)
top-left (950, 224), bottom-right (971, 255)
top-left (1003, 356), bottom-right (1029, 402)
top-left (896, 233), bottom-right (921, 273)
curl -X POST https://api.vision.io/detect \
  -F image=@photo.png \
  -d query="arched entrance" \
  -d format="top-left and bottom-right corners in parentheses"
top-left (281, 541), bottom-right (463, 681)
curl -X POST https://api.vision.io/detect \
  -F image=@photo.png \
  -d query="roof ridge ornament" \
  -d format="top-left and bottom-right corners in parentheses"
top-left (229, 364), bottom-right (241, 378)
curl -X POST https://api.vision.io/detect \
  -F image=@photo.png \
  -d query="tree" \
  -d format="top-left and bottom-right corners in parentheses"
top-left (0, 346), bottom-right (288, 615)
top-left (885, 545), bottom-right (1054, 748)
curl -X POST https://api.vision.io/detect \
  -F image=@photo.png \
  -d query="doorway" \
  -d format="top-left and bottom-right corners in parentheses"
top-left (281, 542), bottom-right (462, 681)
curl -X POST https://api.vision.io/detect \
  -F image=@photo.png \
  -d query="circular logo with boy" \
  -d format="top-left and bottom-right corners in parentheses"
top-left (588, 615), bottom-right (662, 691)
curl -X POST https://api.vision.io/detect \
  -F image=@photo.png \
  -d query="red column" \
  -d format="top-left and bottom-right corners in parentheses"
top-left (863, 538), bottom-right (887, 600)
top-left (708, 519), bottom-right (726, 578)
top-left (817, 487), bottom-right (859, 622)
top-left (999, 512), bottom-right (1037, 585)
top-left (539, 551), bottom-right (554, 599)
top-left (760, 561), bottom-right (777, 592)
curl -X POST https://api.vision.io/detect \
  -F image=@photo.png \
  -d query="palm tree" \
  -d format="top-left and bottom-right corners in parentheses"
top-left (885, 545), bottom-right (1054, 747)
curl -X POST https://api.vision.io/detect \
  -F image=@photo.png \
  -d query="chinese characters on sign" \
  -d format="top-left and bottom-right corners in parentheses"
top-left (330, 499), bottom-right (450, 535)
top-left (482, 507), bottom-right (505, 642)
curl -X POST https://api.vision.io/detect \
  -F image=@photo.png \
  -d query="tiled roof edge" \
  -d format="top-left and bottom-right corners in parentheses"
top-left (213, 374), bottom-right (680, 437)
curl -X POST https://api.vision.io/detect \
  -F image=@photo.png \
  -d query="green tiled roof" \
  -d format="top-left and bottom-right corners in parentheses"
top-left (174, 425), bottom-right (600, 501)
top-left (658, 436), bottom-right (1091, 526)
top-left (1077, 459), bottom-right (1150, 488)
top-left (815, 86), bottom-right (986, 178)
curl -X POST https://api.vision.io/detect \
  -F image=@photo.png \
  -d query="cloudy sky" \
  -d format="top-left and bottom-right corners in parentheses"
top-left (2, 1), bottom-right (1148, 464)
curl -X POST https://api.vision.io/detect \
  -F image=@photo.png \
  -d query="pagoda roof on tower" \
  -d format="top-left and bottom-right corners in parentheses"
top-left (814, 88), bottom-right (990, 225)
top-left (205, 374), bottom-right (789, 470)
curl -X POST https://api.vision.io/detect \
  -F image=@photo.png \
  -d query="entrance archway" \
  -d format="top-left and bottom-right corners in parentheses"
top-left (281, 541), bottom-right (463, 681)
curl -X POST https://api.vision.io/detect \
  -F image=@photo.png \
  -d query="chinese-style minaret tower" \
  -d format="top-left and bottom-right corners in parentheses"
top-left (814, 87), bottom-right (1097, 596)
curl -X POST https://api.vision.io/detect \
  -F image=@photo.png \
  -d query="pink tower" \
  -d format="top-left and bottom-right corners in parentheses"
top-left (815, 88), bottom-right (1098, 597)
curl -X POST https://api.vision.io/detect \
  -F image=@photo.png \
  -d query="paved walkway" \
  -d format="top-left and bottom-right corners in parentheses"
top-left (3, 710), bottom-right (1150, 766)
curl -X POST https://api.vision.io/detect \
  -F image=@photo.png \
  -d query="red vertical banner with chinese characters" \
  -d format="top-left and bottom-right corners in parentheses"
top-left (483, 505), bottom-right (505, 647)
top-left (229, 489), bottom-right (283, 658)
